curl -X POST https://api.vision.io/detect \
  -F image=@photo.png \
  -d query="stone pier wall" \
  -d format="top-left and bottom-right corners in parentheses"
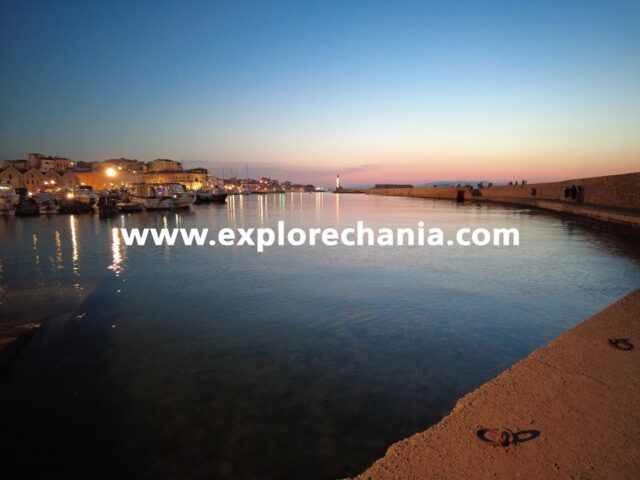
top-left (367, 172), bottom-right (640, 232)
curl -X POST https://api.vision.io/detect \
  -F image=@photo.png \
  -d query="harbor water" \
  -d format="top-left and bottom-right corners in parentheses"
top-left (1, 193), bottom-right (639, 479)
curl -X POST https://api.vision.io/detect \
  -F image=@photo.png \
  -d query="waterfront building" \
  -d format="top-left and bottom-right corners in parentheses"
top-left (142, 168), bottom-right (211, 190)
top-left (2, 159), bottom-right (28, 170)
top-left (43, 171), bottom-right (62, 188)
top-left (1, 155), bottom-right (215, 193)
top-left (0, 166), bottom-right (23, 188)
top-left (73, 170), bottom-right (141, 190)
top-left (23, 168), bottom-right (44, 190)
top-left (147, 159), bottom-right (182, 172)
top-left (27, 153), bottom-right (75, 173)
top-left (98, 157), bottom-right (146, 174)
top-left (62, 171), bottom-right (80, 189)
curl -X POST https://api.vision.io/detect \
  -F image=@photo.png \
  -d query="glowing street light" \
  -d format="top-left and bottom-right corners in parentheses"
top-left (105, 167), bottom-right (117, 177)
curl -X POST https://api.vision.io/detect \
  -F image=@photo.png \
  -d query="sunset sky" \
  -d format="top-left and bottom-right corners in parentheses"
top-left (1, 0), bottom-right (639, 185)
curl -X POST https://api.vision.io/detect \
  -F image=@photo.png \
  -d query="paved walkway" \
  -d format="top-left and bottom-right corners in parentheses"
top-left (353, 289), bottom-right (640, 479)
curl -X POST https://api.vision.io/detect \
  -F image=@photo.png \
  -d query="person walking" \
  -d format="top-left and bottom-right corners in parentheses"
top-left (570, 185), bottom-right (578, 201)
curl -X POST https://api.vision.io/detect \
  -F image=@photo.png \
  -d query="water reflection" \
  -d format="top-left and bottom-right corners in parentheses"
top-left (0, 257), bottom-right (5, 300)
top-left (53, 230), bottom-right (63, 270)
top-left (258, 194), bottom-right (265, 225)
top-left (70, 215), bottom-right (79, 277)
top-left (109, 227), bottom-right (124, 276)
top-left (315, 190), bottom-right (323, 217)
top-left (227, 195), bottom-right (237, 227)
top-left (32, 233), bottom-right (40, 266)
top-left (0, 195), bottom-right (639, 480)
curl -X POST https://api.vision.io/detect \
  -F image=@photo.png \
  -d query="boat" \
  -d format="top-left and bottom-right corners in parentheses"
top-left (35, 192), bottom-right (61, 214)
top-left (97, 192), bottom-right (120, 217)
top-left (0, 183), bottom-right (20, 216)
top-left (117, 203), bottom-right (143, 213)
top-left (97, 190), bottom-right (144, 215)
top-left (14, 188), bottom-right (39, 216)
top-left (194, 186), bottom-right (228, 204)
top-left (130, 183), bottom-right (195, 210)
top-left (60, 186), bottom-right (97, 214)
top-left (74, 185), bottom-right (98, 206)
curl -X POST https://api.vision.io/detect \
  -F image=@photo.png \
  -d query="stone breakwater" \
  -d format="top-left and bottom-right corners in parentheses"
top-left (367, 172), bottom-right (640, 233)
top-left (350, 288), bottom-right (640, 480)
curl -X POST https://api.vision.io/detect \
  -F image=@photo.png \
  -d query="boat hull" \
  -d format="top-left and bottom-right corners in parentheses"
top-left (195, 193), bottom-right (227, 204)
top-left (131, 194), bottom-right (195, 210)
top-left (0, 191), bottom-right (19, 216)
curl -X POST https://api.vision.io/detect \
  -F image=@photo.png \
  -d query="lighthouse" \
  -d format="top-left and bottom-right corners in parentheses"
top-left (336, 174), bottom-right (341, 189)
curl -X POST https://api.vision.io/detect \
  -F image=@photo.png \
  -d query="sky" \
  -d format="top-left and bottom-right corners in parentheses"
top-left (1, 0), bottom-right (639, 186)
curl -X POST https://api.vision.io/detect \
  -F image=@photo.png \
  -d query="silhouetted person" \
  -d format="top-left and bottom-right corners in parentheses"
top-left (564, 186), bottom-right (570, 200)
top-left (577, 185), bottom-right (583, 203)
top-left (570, 185), bottom-right (578, 201)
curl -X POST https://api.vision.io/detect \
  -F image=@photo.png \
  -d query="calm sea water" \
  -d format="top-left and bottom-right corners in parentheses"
top-left (1, 193), bottom-right (639, 479)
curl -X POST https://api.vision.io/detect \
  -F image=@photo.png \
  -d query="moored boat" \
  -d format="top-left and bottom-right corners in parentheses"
top-left (60, 186), bottom-right (97, 214)
top-left (130, 183), bottom-right (195, 210)
top-left (14, 188), bottom-right (39, 216)
top-left (195, 186), bottom-right (228, 204)
top-left (35, 192), bottom-right (61, 214)
top-left (0, 183), bottom-right (20, 216)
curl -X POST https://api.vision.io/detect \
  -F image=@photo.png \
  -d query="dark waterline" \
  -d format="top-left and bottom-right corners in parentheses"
top-left (1, 193), bottom-right (639, 479)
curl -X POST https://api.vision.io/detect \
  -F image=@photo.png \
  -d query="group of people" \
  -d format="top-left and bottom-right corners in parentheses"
top-left (564, 184), bottom-right (583, 202)
top-left (507, 180), bottom-right (528, 186)
top-left (455, 182), bottom-right (494, 189)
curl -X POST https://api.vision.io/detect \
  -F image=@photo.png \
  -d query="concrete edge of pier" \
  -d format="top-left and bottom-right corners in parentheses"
top-left (361, 172), bottom-right (640, 234)
top-left (350, 288), bottom-right (640, 480)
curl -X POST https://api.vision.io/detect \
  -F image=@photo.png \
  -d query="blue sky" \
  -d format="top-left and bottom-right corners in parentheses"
top-left (1, 0), bottom-right (639, 184)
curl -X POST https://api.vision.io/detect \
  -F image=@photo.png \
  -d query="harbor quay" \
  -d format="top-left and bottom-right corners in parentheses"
top-left (365, 172), bottom-right (640, 234)
top-left (352, 288), bottom-right (640, 480)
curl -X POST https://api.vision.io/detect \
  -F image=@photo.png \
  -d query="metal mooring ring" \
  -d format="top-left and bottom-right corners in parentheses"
top-left (476, 428), bottom-right (515, 447)
top-left (609, 338), bottom-right (634, 351)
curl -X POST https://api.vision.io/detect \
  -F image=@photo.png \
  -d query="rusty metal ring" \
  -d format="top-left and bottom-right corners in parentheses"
top-left (609, 338), bottom-right (634, 351)
top-left (476, 428), bottom-right (515, 447)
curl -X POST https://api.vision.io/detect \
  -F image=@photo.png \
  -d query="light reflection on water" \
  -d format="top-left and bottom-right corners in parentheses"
top-left (109, 227), bottom-right (124, 276)
top-left (0, 193), bottom-right (639, 479)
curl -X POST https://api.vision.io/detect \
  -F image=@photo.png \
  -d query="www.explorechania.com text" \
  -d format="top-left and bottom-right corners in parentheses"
top-left (117, 221), bottom-right (520, 253)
